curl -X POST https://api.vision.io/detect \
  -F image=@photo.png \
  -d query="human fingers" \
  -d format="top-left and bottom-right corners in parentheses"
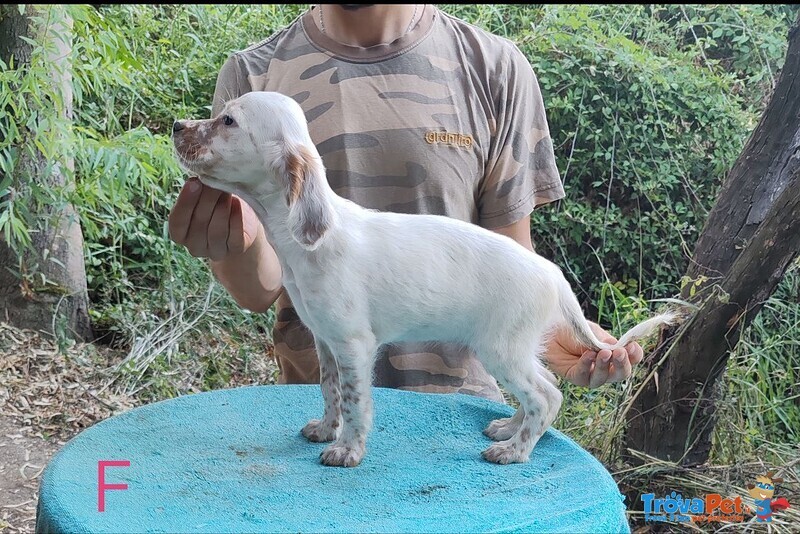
top-left (226, 196), bottom-right (246, 256)
top-left (589, 349), bottom-right (613, 388)
top-left (184, 183), bottom-right (223, 257)
top-left (226, 196), bottom-right (261, 256)
top-left (607, 348), bottom-right (633, 383)
top-left (168, 177), bottom-right (203, 245)
top-left (625, 342), bottom-right (644, 365)
top-left (569, 351), bottom-right (596, 387)
top-left (207, 193), bottom-right (233, 261)
top-left (588, 321), bottom-right (618, 345)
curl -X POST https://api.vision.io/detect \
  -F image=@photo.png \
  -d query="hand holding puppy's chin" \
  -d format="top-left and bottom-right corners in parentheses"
top-left (168, 175), bottom-right (262, 262)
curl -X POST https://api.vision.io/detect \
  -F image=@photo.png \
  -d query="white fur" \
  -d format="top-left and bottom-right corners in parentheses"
top-left (172, 91), bottom-right (675, 466)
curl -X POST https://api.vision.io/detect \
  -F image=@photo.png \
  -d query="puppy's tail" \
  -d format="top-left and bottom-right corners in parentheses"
top-left (556, 277), bottom-right (677, 351)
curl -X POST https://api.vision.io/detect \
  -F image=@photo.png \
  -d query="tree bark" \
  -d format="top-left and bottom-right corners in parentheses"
top-left (625, 15), bottom-right (800, 465)
top-left (0, 5), bottom-right (92, 341)
top-left (0, 5), bottom-right (31, 66)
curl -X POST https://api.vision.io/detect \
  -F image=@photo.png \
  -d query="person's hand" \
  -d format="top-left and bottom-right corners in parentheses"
top-left (168, 177), bottom-right (262, 261)
top-left (544, 321), bottom-right (644, 387)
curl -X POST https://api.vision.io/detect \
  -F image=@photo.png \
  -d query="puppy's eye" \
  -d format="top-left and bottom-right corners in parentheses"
top-left (223, 115), bottom-right (235, 126)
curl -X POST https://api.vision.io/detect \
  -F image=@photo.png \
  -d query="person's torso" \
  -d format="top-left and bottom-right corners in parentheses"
top-left (240, 6), bottom-right (505, 220)
top-left (234, 6), bottom-right (528, 402)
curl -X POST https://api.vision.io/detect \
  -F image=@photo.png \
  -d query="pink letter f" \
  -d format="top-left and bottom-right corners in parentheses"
top-left (98, 460), bottom-right (130, 512)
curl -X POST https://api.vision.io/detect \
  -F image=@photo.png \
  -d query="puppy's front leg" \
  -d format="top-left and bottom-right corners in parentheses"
top-left (320, 338), bottom-right (375, 467)
top-left (302, 339), bottom-right (341, 442)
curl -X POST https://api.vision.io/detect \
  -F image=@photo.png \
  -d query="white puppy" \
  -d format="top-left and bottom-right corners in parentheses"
top-left (172, 91), bottom-right (674, 467)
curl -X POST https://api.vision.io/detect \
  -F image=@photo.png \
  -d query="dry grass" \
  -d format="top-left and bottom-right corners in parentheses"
top-left (0, 322), bottom-right (136, 441)
top-left (0, 322), bottom-right (132, 533)
top-left (618, 450), bottom-right (800, 533)
top-left (556, 362), bottom-right (800, 532)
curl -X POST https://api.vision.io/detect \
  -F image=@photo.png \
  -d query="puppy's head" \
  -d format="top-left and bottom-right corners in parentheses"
top-left (172, 91), bottom-right (311, 194)
top-left (172, 91), bottom-right (333, 249)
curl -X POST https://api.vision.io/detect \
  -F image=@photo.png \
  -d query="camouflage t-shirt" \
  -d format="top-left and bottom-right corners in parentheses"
top-left (211, 5), bottom-right (565, 402)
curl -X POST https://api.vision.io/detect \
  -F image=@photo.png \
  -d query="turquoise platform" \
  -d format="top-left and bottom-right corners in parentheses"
top-left (36, 385), bottom-right (629, 533)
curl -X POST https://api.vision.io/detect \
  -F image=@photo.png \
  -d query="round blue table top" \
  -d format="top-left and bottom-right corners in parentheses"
top-left (36, 385), bottom-right (629, 533)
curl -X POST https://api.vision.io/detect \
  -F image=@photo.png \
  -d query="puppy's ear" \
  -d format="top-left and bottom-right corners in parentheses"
top-left (283, 144), bottom-right (334, 249)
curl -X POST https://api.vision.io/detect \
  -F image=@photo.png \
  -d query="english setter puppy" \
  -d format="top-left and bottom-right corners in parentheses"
top-left (172, 91), bottom-right (674, 467)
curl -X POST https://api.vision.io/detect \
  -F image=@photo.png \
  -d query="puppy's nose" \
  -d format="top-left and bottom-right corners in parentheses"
top-left (172, 121), bottom-right (185, 133)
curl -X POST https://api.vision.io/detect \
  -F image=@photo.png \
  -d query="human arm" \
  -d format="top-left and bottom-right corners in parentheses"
top-left (168, 54), bottom-right (284, 313)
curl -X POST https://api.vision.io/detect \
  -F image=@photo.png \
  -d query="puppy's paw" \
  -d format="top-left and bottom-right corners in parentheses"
top-left (482, 442), bottom-right (529, 465)
top-left (301, 418), bottom-right (339, 443)
top-left (320, 442), bottom-right (365, 467)
top-left (483, 417), bottom-right (519, 441)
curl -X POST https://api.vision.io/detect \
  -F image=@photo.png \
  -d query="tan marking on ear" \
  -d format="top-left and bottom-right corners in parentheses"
top-left (285, 151), bottom-right (306, 205)
top-left (285, 145), bottom-right (320, 205)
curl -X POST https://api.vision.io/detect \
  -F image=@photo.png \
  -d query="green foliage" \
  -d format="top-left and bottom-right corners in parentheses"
top-left (666, 4), bottom-right (798, 109)
top-left (515, 5), bottom-right (793, 310)
top-left (713, 264), bottom-right (800, 461)
top-left (75, 4), bottom-right (307, 135)
top-left (436, 6), bottom-right (798, 314)
top-left (1, 5), bottom-right (284, 393)
top-left (0, 5), bottom-right (74, 252)
top-left (2, 5), bottom-right (798, 437)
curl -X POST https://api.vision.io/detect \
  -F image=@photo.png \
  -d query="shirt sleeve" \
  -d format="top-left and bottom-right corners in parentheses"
top-left (211, 53), bottom-right (250, 118)
top-left (477, 43), bottom-right (565, 229)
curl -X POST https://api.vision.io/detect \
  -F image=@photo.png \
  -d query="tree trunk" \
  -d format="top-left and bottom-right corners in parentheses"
top-left (624, 14), bottom-right (800, 465)
top-left (0, 5), bottom-right (92, 341)
top-left (0, 5), bottom-right (31, 66)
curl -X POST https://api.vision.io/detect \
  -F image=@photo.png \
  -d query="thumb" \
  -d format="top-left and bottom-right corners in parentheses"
top-left (236, 197), bottom-right (261, 252)
top-left (237, 196), bottom-right (260, 243)
top-left (588, 321), bottom-right (618, 344)
top-left (227, 196), bottom-right (261, 254)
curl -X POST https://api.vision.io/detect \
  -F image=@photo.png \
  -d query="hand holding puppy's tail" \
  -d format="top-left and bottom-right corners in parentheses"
top-left (557, 278), bottom-right (677, 352)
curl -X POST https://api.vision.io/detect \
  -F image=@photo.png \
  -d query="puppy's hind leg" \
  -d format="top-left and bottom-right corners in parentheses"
top-left (302, 339), bottom-right (341, 443)
top-left (481, 349), bottom-right (562, 464)
top-left (484, 406), bottom-right (524, 441)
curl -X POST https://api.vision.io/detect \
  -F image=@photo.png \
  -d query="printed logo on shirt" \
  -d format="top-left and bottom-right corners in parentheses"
top-left (425, 131), bottom-right (474, 149)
